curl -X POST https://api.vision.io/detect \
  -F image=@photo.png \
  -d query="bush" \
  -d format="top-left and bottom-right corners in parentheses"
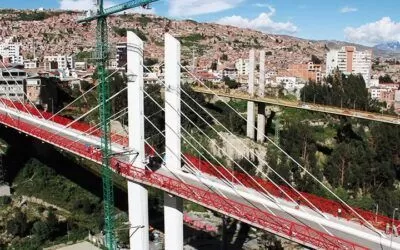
top-left (6, 211), bottom-right (29, 237)
top-left (32, 221), bottom-right (50, 242)
top-left (0, 196), bottom-right (11, 205)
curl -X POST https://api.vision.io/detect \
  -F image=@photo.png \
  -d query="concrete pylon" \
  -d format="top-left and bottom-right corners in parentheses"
top-left (246, 49), bottom-right (255, 140)
top-left (164, 33), bottom-right (184, 250)
top-left (127, 31), bottom-right (149, 250)
top-left (257, 51), bottom-right (266, 143)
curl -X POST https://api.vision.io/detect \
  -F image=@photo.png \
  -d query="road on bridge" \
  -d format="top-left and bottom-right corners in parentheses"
top-left (192, 86), bottom-right (400, 125)
top-left (1, 102), bottom-right (400, 249)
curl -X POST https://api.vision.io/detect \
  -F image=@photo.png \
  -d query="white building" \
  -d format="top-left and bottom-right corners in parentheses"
top-left (235, 58), bottom-right (249, 76)
top-left (44, 55), bottom-right (74, 71)
top-left (326, 46), bottom-right (372, 86)
top-left (276, 76), bottom-right (305, 99)
top-left (0, 40), bottom-right (23, 65)
top-left (0, 68), bottom-right (26, 100)
top-left (74, 61), bottom-right (87, 71)
top-left (24, 59), bottom-right (38, 69)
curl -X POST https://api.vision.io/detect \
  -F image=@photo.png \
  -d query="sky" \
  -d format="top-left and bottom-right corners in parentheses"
top-left (1, 0), bottom-right (400, 46)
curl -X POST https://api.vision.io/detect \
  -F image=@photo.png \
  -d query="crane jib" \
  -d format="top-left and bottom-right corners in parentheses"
top-left (77, 0), bottom-right (159, 23)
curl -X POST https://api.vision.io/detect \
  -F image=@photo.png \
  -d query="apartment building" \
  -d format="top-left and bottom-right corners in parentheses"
top-left (0, 40), bottom-right (23, 65)
top-left (235, 58), bottom-right (250, 76)
top-left (44, 55), bottom-right (74, 71)
top-left (326, 46), bottom-right (372, 86)
top-left (24, 59), bottom-right (39, 69)
top-left (369, 83), bottom-right (400, 109)
top-left (0, 68), bottom-right (26, 100)
top-left (288, 62), bottom-right (322, 83)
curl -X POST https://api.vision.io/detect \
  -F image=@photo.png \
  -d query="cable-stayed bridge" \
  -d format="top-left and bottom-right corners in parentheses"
top-left (0, 32), bottom-right (399, 250)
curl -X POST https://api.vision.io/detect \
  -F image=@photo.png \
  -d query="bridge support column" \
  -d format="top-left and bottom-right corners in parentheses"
top-left (246, 49), bottom-right (255, 140)
top-left (127, 31), bottom-right (149, 250)
top-left (257, 51), bottom-right (266, 143)
top-left (164, 33), bottom-right (184, 250)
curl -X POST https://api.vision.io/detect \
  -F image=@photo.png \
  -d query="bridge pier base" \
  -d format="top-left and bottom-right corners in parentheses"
top-left (164, 193), bottom-right (183, 249)
top-left (127, 31), bottom-right (149, 250)
top-left (257, 103), bottom-right (266, 142)
top-left (164, 33), bottom-right (184, 250)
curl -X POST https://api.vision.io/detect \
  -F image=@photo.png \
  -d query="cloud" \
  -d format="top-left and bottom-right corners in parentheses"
top-left (253, 3), bottom-right (270, 8)
top-left (216, 6), bottom-right (298, 34)
top-left (168, 0), bottom-right (243, 17)
top-left (344, 17), bottom-right (400, 45)
top-left (59, 0), bottom-right (155, 14)
top-left (340, 6), bottom-right (358, 13)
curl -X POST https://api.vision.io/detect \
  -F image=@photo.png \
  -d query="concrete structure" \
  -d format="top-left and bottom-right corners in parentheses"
top-left (0, 40), bottom-right (23, 65)
top-left (127, 31), bottom-right (149, 250)
top-left (26, 78), bottom-right (42, 105)
top-left (164, 33), bottom-right (184, 250)
top-left (288, 62), bottom-right (322, 83)
top-left (276, 77), bottom-right (305, 90)
top-left (257, 51), bottom-right (266, 143)
top-left (23, 59), bottom-right (38, 69)
top-left (326, 46), bottom-right (372, 86)
top-left (0, 68), bottom-right (26, 100)
top-left (369, 83), bottom-right (400, 109)
top-left (144, 72), bottom-right (159, 85)
top-left (235, 58), bottom-right (250, 76)
top-left (246, 50), bottom-right (255, 140)
top-left (116, 42), bottom-right (127, 70)
top-left (74, 62), bottom-right (87, 71)
top-left (44, 55), bottom-right (74, 71)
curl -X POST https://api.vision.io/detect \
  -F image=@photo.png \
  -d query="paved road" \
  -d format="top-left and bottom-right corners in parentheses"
top-left (1, 103), bottom-right (400, 249)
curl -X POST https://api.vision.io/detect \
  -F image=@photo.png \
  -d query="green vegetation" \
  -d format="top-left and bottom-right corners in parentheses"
top-left (5, 11), bottom-right (62, 21)
top-left (301, 70), bottom-right (384, 112)
top-left (136, 14), bottom-right (152, 26)
top-left (112, 27), bottom-right (148, 41)
top-left (75, 51), bottom-right (92, 61)
top-left (379, 74), bottom-right (394, 83)
top-left (223, 76), bottom-right (240, 89)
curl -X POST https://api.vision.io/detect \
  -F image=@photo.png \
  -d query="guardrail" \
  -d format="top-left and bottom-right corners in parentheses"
top-left (0, 102), bottom-right (367, 249)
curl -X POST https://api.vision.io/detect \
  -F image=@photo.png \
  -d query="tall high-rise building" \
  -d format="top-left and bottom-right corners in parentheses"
top-left (235, 58), bottom-right (250, 76)
top-left (326, 46), bottom-right (372, 86)
top-left (0, 39), bottom-right (23, 65)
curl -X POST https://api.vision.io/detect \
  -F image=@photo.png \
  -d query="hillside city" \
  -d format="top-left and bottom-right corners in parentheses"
top-left (1, 6), bottom-right (400, 250)
top-left (0, 10), bottom-right (400, 113)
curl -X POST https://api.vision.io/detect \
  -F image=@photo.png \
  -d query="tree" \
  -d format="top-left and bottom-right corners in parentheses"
top-left (6, 210), bottom-right (29, 237)
top-left (311, 54), bottom-right (322, 64)
top-left (144, 84), bottom-right (165, 152)
top-left (32, 221), bottom-right (50, 242)
top-left (235, 156), bottom-right (258, 176)
top-left (223, 76), bottom-right (239, 89)
top-left (379, 74), bottom-right (394, 83)
top-left (46, 209), bottom-right (60, 240)
top-left (210, 61), bottom-right (217, 71)
top-left (181, 84), bottom-right (212, 131)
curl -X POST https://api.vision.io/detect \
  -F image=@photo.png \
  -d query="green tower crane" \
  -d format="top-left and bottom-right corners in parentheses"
top-left (77, 1), bottom-right (159, 249)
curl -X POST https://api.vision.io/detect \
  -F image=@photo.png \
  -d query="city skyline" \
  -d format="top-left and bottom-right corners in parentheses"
top-left (1, 0), bottom-right (400, 46)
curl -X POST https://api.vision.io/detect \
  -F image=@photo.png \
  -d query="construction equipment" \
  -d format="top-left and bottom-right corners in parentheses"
top-left (77, 0), bottom-right (159, 249)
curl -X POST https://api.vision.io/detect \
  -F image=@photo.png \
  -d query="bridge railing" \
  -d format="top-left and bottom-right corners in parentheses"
top-left (183, 153), bottom-right (398, 233)
top-left (0, 108), bottom-right (369, 249)
top-left (1, 99), bottom-right (398, 235)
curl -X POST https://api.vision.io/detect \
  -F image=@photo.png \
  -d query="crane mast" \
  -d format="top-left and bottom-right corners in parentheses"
top-left (77, 0), bottom-right (159, 249)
